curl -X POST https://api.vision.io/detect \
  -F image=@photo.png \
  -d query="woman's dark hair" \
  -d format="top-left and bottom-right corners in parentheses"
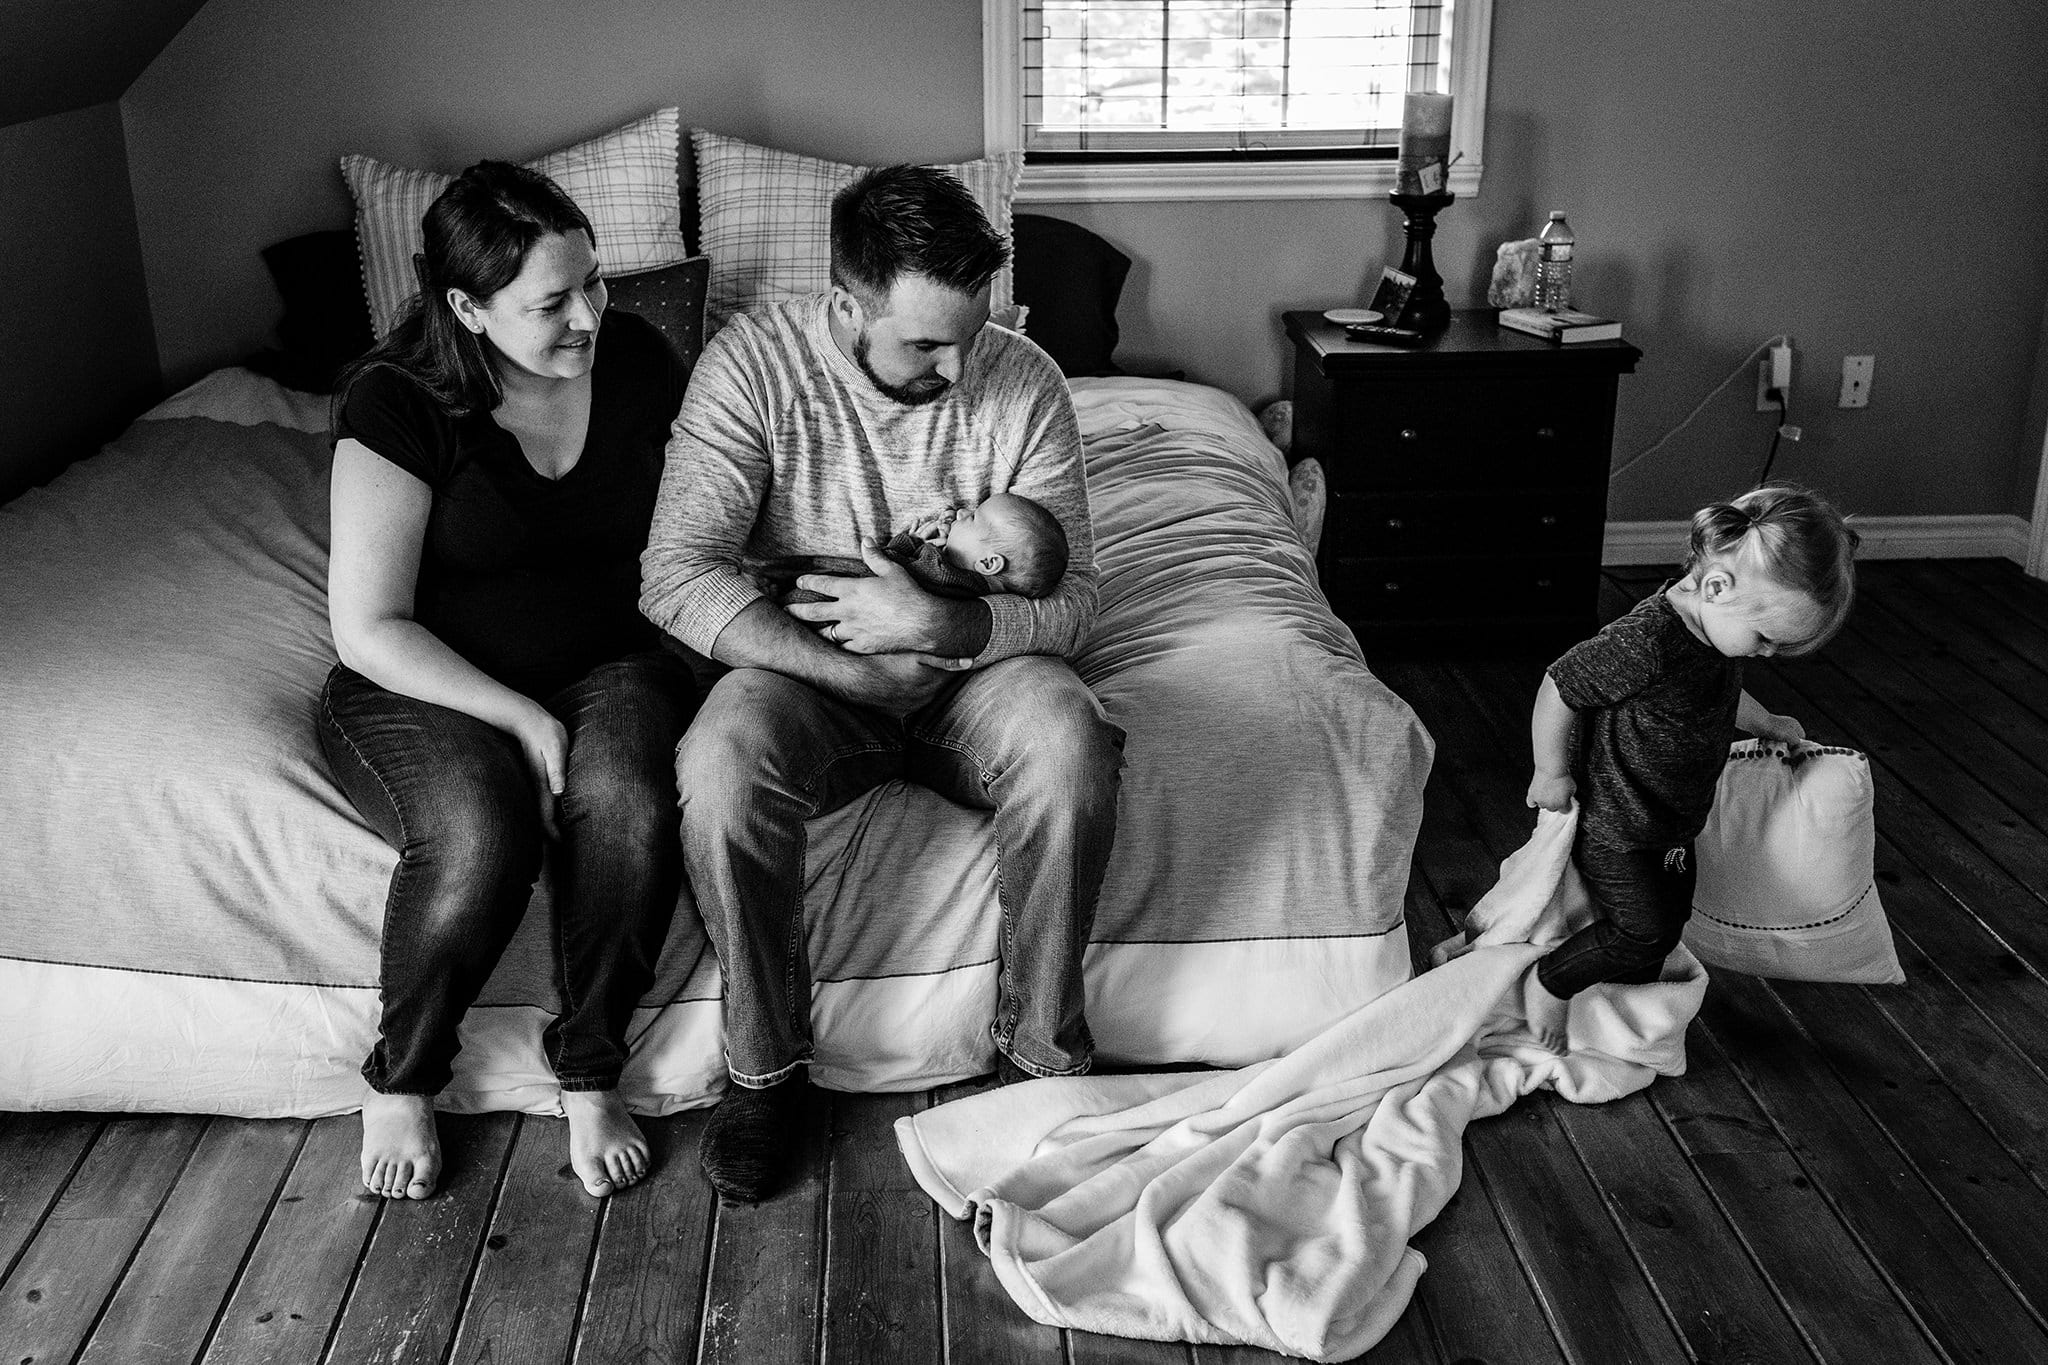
top-left (830, 164), bottom-right (1010, 306)
top-left (1684, 483), bottom-right (1860, 654)
top-left (335, 160), bottom-right (594, 418)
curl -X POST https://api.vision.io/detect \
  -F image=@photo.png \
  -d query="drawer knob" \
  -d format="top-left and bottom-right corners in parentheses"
top-left (1540, 514), bottom-right (1558, 527)
top-left (1535, 425), bottom-right (1556, 439)
top-left (1399, 427), bottom-right (1420, 441)
top-left (1386, 517), bottom-right (1405, 530)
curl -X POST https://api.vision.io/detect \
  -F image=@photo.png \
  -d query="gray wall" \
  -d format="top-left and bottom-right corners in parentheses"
top-left (0, 101), bottom-right (160, 503)
top-left (122, 0), bottom-right (2048, 523)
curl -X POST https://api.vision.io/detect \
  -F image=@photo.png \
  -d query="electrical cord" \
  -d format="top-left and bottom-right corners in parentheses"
top-left (1758, 387), bottom-right (1789, 483)
top-left (1609, 334), bottom-right (1788, 482)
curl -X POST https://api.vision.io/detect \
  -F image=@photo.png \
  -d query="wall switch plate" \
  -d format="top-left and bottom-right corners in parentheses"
top-left (1839, 354), bottom-right (1874, 408)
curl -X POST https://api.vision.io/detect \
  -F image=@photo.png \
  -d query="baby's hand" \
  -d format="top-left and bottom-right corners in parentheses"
top-left (1756, 713), bottom-right (1808, 745)
top-left (1526, 771), bottom-right (1575, 813)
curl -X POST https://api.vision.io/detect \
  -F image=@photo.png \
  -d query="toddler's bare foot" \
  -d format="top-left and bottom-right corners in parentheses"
top-left (562, 1088), bottom-right (649, 1197)
top-left (360, 1092), bottom-right (440, 1199)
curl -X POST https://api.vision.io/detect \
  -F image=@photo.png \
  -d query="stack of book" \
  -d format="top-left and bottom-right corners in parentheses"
top-left (1497, 307), bottom-right (1623, 344)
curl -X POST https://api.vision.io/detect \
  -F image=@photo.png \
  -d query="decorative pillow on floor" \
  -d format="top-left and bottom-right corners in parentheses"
top-left (1687, 740), bottom-right (1905, 984)
top-left (343, 108), bottom-right (688, 337)
top-left (691, 130), bottom-right (1022, 328)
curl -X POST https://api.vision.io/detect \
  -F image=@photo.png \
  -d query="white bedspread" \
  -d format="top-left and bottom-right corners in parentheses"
top-left (894, 807), bottom-right (1707, 1361)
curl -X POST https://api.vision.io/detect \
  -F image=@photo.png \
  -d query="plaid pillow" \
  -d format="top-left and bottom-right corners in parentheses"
top-left (691, 130), bottom-right (1023, 329)
top-left (343, 108), bottom-right (688, 337)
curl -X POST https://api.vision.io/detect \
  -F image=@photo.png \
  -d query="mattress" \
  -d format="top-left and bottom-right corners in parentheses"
top-left (0, 366), bottom-right (1430, 1116)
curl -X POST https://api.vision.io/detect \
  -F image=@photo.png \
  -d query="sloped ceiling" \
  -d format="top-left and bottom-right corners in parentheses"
top-left (0, 0), bottom-right (210, 127)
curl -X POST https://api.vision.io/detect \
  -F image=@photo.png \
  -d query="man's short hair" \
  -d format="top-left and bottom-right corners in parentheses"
top-left (830, 165), bottom-right (1011, 305)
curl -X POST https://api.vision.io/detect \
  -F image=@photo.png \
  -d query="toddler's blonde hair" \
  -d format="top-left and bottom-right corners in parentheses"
top-left (1683, 483), bottom-right (1859, 655)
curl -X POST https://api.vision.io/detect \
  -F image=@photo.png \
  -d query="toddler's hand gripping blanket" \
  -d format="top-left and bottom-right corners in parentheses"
top-left (893, 807), bottom-right (1707, 1361)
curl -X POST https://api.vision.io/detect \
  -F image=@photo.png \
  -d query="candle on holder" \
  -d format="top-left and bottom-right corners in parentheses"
top-left (1396, 92), bottom-right (1454, 195)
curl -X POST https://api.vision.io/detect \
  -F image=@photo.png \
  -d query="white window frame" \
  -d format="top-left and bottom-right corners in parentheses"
top-left (984, 0), bottom-right (1493, 202)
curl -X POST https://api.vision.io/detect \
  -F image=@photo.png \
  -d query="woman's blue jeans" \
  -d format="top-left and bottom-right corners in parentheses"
top-left (318, 651), bottom-right (698, 1095)
top-left (676, 656), bottom-right (1125, 1086)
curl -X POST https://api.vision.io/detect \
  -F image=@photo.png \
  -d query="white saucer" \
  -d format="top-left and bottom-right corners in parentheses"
top-left (1323, 308), bottom-right (1384, 326)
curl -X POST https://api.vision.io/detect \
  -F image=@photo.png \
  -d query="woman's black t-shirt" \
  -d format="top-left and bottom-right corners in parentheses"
top-left (335, 311), bottom-right (684, 699)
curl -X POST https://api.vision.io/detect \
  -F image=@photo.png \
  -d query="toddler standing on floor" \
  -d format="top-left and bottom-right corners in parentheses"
top-left (1523, 484), bottom-right (1859, 1036)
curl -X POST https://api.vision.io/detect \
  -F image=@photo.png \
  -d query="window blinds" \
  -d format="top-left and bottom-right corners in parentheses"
top-left (1023, 0), bottom-right (1452, 156)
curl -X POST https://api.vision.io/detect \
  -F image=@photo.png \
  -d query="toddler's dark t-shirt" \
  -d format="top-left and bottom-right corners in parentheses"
top-left (1547, 585), bottom-right (1741, 850)
top-left (334, 311), bottom-right (684, 699)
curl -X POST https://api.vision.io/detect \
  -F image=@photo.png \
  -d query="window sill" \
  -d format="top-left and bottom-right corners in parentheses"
top-left (1015, 157), bottom-right (1483, 204)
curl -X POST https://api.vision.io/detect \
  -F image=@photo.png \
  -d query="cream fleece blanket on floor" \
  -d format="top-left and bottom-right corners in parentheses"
top-left (893, 807), bottom-right (1707, 1361)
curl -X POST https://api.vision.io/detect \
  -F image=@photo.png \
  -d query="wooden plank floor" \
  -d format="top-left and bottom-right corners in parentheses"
top-left (8, 558), bottom-right (2048, 1364)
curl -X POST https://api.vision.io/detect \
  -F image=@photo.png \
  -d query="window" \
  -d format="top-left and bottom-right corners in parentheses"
top-left (984, 0), bottom-right (1492, 201)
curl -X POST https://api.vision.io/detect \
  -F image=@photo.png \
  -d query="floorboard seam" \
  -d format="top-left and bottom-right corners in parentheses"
top-left (190, 1118), bottom-right (316, 1364)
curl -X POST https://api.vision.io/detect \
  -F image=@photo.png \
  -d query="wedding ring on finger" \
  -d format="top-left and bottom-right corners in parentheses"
top-left (826, 622), bottom-right (841, 643)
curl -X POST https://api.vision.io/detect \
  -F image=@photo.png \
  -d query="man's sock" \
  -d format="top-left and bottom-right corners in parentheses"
top-left (698, 1072), bottom-right (807, 1204)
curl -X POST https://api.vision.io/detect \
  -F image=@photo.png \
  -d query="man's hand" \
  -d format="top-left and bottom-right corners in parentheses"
top-left (787, 537), bottom-right (945, 654)
top-left (836, 651), bottom-right (971, 716)
top-left (1527, 770), bottom-right (1576, 813)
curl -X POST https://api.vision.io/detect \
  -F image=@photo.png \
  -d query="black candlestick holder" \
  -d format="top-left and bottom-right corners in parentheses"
top-left (1388, 190), bottom-right (1455, 332)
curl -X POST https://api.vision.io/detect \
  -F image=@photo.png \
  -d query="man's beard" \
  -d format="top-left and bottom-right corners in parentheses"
top-left (853, 329), bottom-right (952, 407)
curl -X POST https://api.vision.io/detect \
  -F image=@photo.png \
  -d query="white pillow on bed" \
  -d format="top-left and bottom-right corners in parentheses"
top-left (691, 130), bottom-right (1022, 329)
top-left (343, 108), bottom-right (690, 337)
top-left (1686, 739), bottom-right (1905, 984)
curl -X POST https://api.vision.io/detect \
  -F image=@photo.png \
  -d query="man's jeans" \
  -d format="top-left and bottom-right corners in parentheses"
top-left (318, 651), bottom-right (698, 1095)
top-left (676, 656), bottom-right (1124, 1086)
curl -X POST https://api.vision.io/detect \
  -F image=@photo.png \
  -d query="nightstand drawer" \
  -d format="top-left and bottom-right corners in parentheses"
top-left (1324, 491), bottom-right (1606, 559)
top-left (1324, 554), bottom-right (1596, 621)
top-left (1327, 381), bottom-right (1608, 490)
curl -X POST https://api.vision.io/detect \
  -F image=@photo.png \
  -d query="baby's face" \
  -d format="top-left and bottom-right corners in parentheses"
top-left (939, 499), bottom-right (998, 565)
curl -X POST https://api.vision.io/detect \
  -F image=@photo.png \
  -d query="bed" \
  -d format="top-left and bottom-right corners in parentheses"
top-left (0, 362), bottom-right (1430, 1116)
top-left (0, 117), bottom-right (1432, 1117)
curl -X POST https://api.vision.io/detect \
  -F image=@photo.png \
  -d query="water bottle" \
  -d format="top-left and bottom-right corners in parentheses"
top-left (1537, 211), bottom-right (1575, 312)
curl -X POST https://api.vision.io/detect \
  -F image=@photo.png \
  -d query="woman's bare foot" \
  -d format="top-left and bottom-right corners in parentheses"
top-left (562, 1088), bottom-right (649, 1197)
top-left (360, 1092), bottom-right (441, 1199)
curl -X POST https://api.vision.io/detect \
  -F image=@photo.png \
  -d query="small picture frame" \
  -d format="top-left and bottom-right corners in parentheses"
top-left (1369, 267), bottom-right (1418, 328)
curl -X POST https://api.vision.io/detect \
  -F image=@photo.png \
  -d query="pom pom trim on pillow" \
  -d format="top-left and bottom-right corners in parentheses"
top-left (343, 108), bottom-right (689, 338)
top-left (691, 130), bottom-right (1022, 329)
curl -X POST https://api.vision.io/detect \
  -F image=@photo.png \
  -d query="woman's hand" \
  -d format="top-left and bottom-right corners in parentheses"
top-left (1527, 770), bottom-right (1576, 813)
top-left (511, 705), bottom-right (569, 839)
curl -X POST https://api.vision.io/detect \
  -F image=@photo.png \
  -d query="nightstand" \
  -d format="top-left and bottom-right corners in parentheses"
top-left (1284, 309), bottom-right (1642, 647)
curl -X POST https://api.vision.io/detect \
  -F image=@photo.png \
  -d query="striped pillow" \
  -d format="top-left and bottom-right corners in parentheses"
top-left (343, 108), bottom-right (688, 338)
top-left (691, 130), bottom-right (1023, 329)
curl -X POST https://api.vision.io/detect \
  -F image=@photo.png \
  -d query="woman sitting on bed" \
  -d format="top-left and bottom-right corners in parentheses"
top-left (321, 161), bottom-right (695, 1202)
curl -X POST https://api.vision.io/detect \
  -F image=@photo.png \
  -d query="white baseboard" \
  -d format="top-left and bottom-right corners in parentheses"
top-left (1603, 514), bottom-right (2032, 566)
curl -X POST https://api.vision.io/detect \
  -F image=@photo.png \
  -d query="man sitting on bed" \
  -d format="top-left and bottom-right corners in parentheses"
top-left (639, 164), bottom-right (1125, 1205)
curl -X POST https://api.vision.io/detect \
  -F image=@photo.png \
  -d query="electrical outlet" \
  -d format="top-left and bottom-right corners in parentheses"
top-left (1839, 354), bottom-right (1874, 408)
top-left (1756, 342), bottom-right (1793, 411)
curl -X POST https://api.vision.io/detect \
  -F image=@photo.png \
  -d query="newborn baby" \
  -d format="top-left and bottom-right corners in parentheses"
top-left (745, 491), bottom-right (1070, 604)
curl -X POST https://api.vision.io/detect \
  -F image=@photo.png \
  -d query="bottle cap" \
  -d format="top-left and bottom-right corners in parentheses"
top-left (1549, 210), bottom-right (1566, 219)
